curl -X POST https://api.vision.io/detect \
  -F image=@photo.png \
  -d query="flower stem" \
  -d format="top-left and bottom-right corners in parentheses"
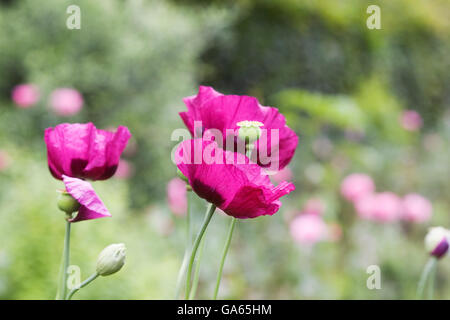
top-left (66, 272), bottom-right (99, 300)
top-left (174, 191), bottom-right (193, 299)
top-left (189, 235), bottom-right (206, 300)
top-left (213, 217), bottom-right (237, 300)
top-left (59, 219), bottom-right (71, 300)
top-left (185, 203), bottom-right (216, 299)
top-left (417, 257), bottom-right (438, 300)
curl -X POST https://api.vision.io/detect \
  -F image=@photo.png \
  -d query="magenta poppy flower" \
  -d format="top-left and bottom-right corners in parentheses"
top-left (340, 173), bottom-right (375, 202)
top-left (167, 177), bottom-right (187, 217)
top-left (50, 88), bottom-right (84, 116)
top-left (401, 193), bottom-right (432, 223)
top-left (179, 86), bottom-right (298, 171)
top-left (175, 139), bottom-right (295, 219)
top-left (44, 123), bottom-right (131, 180)
top-left (11, 84), bottom-right (40, 108)
top-left (62, 175), bottom-right (111, 222)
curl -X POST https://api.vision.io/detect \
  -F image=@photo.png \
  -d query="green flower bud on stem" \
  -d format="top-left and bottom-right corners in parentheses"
top-left (237, 120), bottom-right (264, 144)
top-left (96, 243), bottom-right (126, 276)
top-left (57, 191), bottom-right (80, 216)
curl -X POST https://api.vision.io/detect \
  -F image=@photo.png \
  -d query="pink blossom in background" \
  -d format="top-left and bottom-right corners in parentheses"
top-left (114, 159), bottom-right (135, 180)
top-left (401, 193), bottom-right (432, 223)
top-left (167, 178), bottom-right (187, 217)
top-left (302, 198), bottom-right (324, 215)
top-left (355, 192), bottom-right (401, 223)
top-left (400, 110), bottom-right (423, 131)
top-left (50, 88), bottom-right (84, 116)
top-left (290, 213), bottom-right (328, 245)
top-left (340, 173), bottom-right (375, 202)
top-left (0, 150), bottom-right (11, 171)
top-left (354, 193), bottom-right (376, 220)
top-left (63, 175), bottom-right (111, 223)
top-left (271, 167), bottom-right (293, 184)
top-left (11, 84), bottom-right (40, 108)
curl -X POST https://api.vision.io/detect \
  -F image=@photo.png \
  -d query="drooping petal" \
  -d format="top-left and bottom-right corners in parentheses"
top-left (63, 175), bottom-right (111, 222)
top-left (175, 139), bottom-right (295, 219)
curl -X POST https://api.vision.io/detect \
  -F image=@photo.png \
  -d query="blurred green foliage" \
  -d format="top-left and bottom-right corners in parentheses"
top-left (0, 0), bottom-right (449, 299)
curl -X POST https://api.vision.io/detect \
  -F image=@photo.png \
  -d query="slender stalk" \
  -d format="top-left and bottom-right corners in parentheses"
top-left (59, 220), bottom-right (72, 300)
top-left (66, 272), bottom-right (99, 300)
top-left (213, 217), bottom-right (237, 300)
top-left (189, 235), bottom-right (206, 300)
top-left (427, 259), bottom-right (438, 300)
top-left (417, 257), bottom-right (438, 299)
top-left (185, 203), bottom-right (216, 299)
top-left (174, 190), bottom-right (193, 299)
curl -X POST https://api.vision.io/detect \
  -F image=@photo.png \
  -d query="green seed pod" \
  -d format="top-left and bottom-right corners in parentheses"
top-left (57, 191), bottom-right (80, 214)
top-left (237, 120), bottom-right (264, 144)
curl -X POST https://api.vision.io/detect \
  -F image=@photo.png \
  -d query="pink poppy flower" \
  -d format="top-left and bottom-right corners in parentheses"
top-left (355, 192), bottom-right (401, 223)
top-left (179, 86), bottom-right (298, 171)
top-left (340, 173), bottom-right (375, 202)
top-left (11, 84), bottom-right (40, 108)
top-left (167, 178), bottom-right (187, 217)
top-left (62, 175), bottom-right (111, 222)
top-left (400, 110), bottom-right (423, 131)
top-left (44, 123), bottom-right (131, 181)
top-left (50, 88), bottom-right (84, 116)
top-left (302, 198), bottom-right (324, 216)
top-left (401, 193), bottom-right (432, 223)
top-left (290, 213), bottom-right (328, 245)
top-left (175, 139), bottom-right (295, 219)
top-left (271, 167), bottom-right (293, 184)
top-left (114, 159), bottom-right (135, 179)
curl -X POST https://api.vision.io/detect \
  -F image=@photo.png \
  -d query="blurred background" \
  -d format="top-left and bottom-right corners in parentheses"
top-left (0, 0), bottom-right (449, 299)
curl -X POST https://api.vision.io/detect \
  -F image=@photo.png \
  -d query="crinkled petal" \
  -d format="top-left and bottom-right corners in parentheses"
top-left (175, 139), bottom-right (295, 219)
top-left (180, 86), bottom-right (298, 170)
top-left (63, 175), bottom-right (111, 222)
top-left (44, 123), bottom-right (131, 180)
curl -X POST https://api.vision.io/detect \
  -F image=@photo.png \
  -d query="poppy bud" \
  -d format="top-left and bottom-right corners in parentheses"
top-left (57, 191), bottom-right (80, 215)
top-left (96, 243), bottom-right (126, 276)
top-left (237, 120), bottom-right (264, 144)
top-left (425, 227), bottom-right (450, 259)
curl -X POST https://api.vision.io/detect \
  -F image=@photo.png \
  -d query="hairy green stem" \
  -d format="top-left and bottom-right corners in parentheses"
top-left (66, 272), bottom-right (99, 300)
top-left (185, 203), bottom-right (216, 299)
top-left (58, 220), bottom-right (71, 300)
top-left (417, 257), bottom-right (438, 300)
top-left (213, 217), bottom-right (237, 300)
top-left (189, 235), bottom-right (206, 300)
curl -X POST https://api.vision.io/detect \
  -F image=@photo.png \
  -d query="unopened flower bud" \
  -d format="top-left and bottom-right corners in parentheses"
top-left (57, 191), bottom-right (80, 214)
top-left (96, 243), bottom-right (126, 276)
top-left (425, 227), bottom-right (450, 259)
top-left (237, 120), bottom-right (264, 144)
